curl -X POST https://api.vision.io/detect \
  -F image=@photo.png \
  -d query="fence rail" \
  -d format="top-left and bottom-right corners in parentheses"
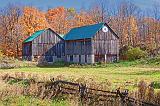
top-left (2, 75), bottom-right (160, 106)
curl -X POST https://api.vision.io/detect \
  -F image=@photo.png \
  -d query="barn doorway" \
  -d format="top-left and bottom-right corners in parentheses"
top-left (95, 54), bottom-right (105, 62)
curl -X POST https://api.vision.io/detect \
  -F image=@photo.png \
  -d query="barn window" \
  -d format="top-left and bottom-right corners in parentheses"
top-left (57, 55), bottom-right (61, 58)
top-left (24, 45), bottom-right (31, 55)
top-left (79, 55), bottom-right (81, 63)
top-left (85, 55), bottom-right (87, 63)
top-left (25, 46), bottom-right (29, 55)
top-left (70, 55), bottom-right (73, 62)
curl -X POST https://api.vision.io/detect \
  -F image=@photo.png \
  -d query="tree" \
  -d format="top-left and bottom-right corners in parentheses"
top-left (129, 16), bottom-right (139, 47)
top-left (0, 5), bottom-right (22, 57)
top-left (20, 6), bottom-right (48, 36)
top-left (46, 7), bottom-right (69, 34)
top-left (72, 11), bottom-right (95, 27)
top-left (88, 0), bottom-right (108, 23)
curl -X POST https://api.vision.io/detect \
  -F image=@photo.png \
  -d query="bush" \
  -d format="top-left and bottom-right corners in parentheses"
top-left (126, 47), bottom-right (148, 61)
top-left (150, 81), bottom-right (160, 89)
top-left (120, 45), bottom-right (130, 60)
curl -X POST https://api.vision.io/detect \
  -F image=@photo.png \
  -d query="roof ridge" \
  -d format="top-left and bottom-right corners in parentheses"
top-left (64, 22), bottom-right (105, 40)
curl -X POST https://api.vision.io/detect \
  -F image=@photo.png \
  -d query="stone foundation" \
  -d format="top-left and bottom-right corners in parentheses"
top-left (66, 55), bottom-right (94, 64)
top-left (23, 54), bottom-right (119, 64)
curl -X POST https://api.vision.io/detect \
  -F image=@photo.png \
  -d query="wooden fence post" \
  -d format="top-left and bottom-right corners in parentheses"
top-left (79, 83), bottom-right (86, 105)
top-left (117, 89), bottom-right (129, 106)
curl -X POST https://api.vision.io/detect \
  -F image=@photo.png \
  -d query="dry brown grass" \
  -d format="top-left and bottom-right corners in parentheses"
top-left (0, 72), bottom-right (160, 106)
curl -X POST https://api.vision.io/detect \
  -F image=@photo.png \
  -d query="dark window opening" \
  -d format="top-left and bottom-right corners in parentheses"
top-left (57, 55), bottom-right (61, 58)
top-left (45, 56), bottom-right (53, 62)
top-left (70, 55), bottom-right (73, 62)
top-left (85, 55), bottom-right (87, 63)
top-left (79, 55), bottom-right (81, 63)
top-left (24, 45), bottom-right (31, 56)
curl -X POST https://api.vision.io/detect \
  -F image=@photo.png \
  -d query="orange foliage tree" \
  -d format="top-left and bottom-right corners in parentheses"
top-left (20, 7), bottom-right (48, 36)
top-left (72, 11), bottom-right (95, 28)
top-left (46, 7), bottom-right (95, 34)
top-left (46, 7), bottom-right (69, 34)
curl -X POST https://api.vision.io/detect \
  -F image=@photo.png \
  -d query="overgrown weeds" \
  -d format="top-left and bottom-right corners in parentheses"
top-left (0, 73), bottom-right (160, 106)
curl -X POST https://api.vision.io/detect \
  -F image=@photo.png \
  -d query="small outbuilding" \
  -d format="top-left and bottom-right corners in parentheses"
top-left (22, 28), bottom-right (65, 63)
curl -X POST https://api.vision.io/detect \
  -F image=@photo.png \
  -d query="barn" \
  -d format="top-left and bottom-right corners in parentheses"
top-left (64, 22), bottom-right (119, 64)
top-left (22, 28), bottom-right (65, 63)
top-left (22, 23), bottom-right (119, 64)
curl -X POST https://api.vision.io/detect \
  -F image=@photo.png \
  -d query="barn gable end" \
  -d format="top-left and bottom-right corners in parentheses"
top-left (23, 28), bottom-right (65, 63)
top-left (92, 23), bottom-right (119, 62)
top-left (64, 23), bottom-right (119, 63)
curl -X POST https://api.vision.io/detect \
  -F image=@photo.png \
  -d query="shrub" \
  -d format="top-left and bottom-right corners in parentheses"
top-left (126, 47), bottom-right (148, 61)
top-left (120, 45), bottom-right (130, 60)
top-left (150, 81), bottom-right (160, 89)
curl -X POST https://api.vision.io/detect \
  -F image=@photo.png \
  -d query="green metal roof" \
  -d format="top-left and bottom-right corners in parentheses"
top-left (23, 30), bottom-right (45, 43)
top-left (59, 34), bottom-right (65, 39)
top-left (64, 23), bottom-right (105, 40)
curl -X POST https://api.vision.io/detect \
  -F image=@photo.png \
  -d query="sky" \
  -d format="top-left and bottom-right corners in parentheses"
top-left (0, 0), bottom-right (159, 11)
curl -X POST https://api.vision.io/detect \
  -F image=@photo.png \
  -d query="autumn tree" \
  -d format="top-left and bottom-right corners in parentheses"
top-left (46, 7), bottom-right (94, 34)
top-left (20, 6), bottom-right (48, 36)
top-left (46, 7), bottom-right (69, 34)
top-left (88, 0), bottom-right (111, 23)
top-left (0, 5), bottom-right (22, 57)
top-left (72, 11), bottom-right (95, 28)
top-left (0, 1), bottom-right (159, 58)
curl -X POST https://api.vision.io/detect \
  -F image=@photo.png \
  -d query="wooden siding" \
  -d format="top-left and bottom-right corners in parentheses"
top-left (22, 42), bottom-right (32, 56)
top-left (66, 25), bottom-right (119, 57)
top-left (92, 25), bottom-right (119, 55)
top-left (65, 39), bottom-right (92, 55)
top-left (31, 29), bottom-right (65, 57)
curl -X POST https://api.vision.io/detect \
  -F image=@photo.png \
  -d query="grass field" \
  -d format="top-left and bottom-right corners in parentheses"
top-left (0, 95), bottom-right (69, 106)
top-left (0, 60), bottom-right (160, 106)
top-left (1, 63), bottom-right (160, 90)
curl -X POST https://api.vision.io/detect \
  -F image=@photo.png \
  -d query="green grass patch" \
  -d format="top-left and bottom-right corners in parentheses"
top-left (8, 79), bottom-right (30, 87)
top-left (1, 57), bottom-right (160, 91)
top-left (1, 65), bottom-right (160, 91)
top-left (0, 95), bottom-right (70, 106)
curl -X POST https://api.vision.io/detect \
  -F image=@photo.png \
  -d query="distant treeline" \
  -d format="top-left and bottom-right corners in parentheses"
top-left (0, 0), bottom-right (159, 58)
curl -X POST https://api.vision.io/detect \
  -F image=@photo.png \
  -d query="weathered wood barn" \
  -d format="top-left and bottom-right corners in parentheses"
top-left (22, 23), bottom-right (119, 63)
top-left (64, 23), bottom-right (119, 63)
top-left (22, 28), bottom-right (65, 63)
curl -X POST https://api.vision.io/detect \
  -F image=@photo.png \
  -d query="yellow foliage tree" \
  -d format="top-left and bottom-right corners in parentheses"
top-left (129, 16), bottom-right (138, 46)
